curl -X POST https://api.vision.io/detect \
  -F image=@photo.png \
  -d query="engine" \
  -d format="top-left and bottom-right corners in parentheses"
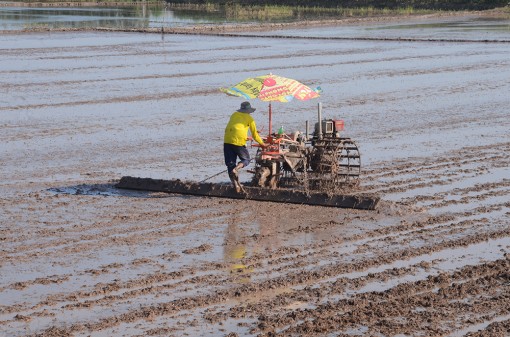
top-left (314, 119), bottom-right (345, 139)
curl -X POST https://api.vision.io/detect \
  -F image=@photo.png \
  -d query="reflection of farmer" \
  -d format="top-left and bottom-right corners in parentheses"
top-left (223, 207), bottom-right (281, 284)
top-left (224, 101), bottom-right (267, 192)
top-left (224, 221), bottom-right (251, 283)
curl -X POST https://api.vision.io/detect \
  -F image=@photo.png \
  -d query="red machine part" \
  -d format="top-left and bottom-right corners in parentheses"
top-left (334, 120), bottom-right (344, 132)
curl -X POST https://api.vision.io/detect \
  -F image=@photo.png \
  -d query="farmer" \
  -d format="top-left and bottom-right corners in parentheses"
top-left (224, 101), bottom-right (267, 192)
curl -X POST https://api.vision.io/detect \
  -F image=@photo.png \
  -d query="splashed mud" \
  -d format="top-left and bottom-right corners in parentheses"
top-left (1, 16), bottom-right (509, 337)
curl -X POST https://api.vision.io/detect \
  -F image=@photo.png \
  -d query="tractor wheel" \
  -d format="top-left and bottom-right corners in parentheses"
top-left (308, 138), bottom-right (361, 191)
top-left (255, 166), bottom-right (271, 188)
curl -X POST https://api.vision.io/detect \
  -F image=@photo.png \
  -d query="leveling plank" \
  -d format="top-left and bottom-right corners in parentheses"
top-left (116, 176), bottom-right (380, 210)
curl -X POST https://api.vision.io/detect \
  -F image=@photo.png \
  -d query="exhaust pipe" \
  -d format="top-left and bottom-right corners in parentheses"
top-left (318, 102), bottom-right (322, 139)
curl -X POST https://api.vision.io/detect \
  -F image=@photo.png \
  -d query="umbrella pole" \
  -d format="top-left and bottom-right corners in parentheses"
top-left (268, 102), bottom-right (272, 137)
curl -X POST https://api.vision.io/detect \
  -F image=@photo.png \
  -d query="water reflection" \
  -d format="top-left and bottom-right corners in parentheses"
top-left (2, 5), bottom-right (509, 37)
top-left (0, 6), bottom-right (152, 30)
top-left (377, 18), bottom-right (510, 32)
top-left (224, 221), bottom-right (252, 283)
top-left (0, 4), bottom-right (230, 31)
top-left (223, 206), bottom-right (282, 284)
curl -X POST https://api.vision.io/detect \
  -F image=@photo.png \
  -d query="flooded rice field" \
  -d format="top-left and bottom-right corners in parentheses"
top-left (1, 15), bottom-right (510, 336)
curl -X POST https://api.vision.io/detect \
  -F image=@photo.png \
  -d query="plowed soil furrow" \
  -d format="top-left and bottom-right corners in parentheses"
top-left (254, 259), bottom-right (510, 336)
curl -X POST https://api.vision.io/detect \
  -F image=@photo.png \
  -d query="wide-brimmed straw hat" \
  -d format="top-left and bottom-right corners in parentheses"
top-left (237, 101), bottom-right (256, 113)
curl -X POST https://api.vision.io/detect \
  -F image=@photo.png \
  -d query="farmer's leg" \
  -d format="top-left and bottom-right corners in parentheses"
top-left (230, 145), bottom-right (248, 193)
top-left (224, 143), bottom-right (238, 173)
top-left (224, 144), bottom-right (244, 193)
top-left (235, 145), bottom-right (251, 169)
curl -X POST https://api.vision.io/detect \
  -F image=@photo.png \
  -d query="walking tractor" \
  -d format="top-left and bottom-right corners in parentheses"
top-left (117, 74), bottom-right (379, 210)
top-left (251, 103), bottom-right (361, 193)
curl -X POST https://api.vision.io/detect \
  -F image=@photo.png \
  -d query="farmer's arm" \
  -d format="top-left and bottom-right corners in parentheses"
top-left (249, 120), bottom-right (265, 146)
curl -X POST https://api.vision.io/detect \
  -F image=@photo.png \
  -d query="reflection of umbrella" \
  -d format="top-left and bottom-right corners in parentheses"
top-left (221, 73), bottom-right (321, 135)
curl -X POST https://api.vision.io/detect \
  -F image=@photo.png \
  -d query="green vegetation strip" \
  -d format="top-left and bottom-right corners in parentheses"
top-left (1, 0), bottom-right (165, 6)
top-left (168, 0), bottom-right (508, 11)
top-left (5, 0), bottom-right (163, 2)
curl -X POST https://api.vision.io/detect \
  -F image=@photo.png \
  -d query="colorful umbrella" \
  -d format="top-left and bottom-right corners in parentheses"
top-left (221, 73), bottom-right (321, 135)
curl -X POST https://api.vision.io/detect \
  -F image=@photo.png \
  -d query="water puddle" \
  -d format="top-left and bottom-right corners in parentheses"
top-left (446, 313), bottom-right (510, 337)
top-left (48, 183), bottom-right (175, 198)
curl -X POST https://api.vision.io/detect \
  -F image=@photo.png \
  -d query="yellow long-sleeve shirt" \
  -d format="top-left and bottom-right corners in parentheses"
top-left (224, 111), bottom-right (264, 146)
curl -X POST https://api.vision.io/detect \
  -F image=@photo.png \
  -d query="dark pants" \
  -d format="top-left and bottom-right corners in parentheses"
top-left (224, 143), bottom-right (250, 173)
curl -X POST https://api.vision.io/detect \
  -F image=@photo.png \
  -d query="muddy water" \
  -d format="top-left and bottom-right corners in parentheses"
top-left (1, 17), bottom-right (509, 337)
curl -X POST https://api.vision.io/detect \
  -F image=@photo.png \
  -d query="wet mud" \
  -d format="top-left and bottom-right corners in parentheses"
top-left (1, 16), bottom-right (509, 337)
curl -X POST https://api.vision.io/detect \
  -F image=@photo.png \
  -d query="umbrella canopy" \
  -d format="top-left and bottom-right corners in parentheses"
top-left (221, 73), bottom-right (321, 103)
top-left (221, 73), bottom-right (321, 135)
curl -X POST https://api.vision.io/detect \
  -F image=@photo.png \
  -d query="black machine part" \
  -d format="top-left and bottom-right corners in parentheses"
top-left (314, 119), bottom-right (345, 138)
